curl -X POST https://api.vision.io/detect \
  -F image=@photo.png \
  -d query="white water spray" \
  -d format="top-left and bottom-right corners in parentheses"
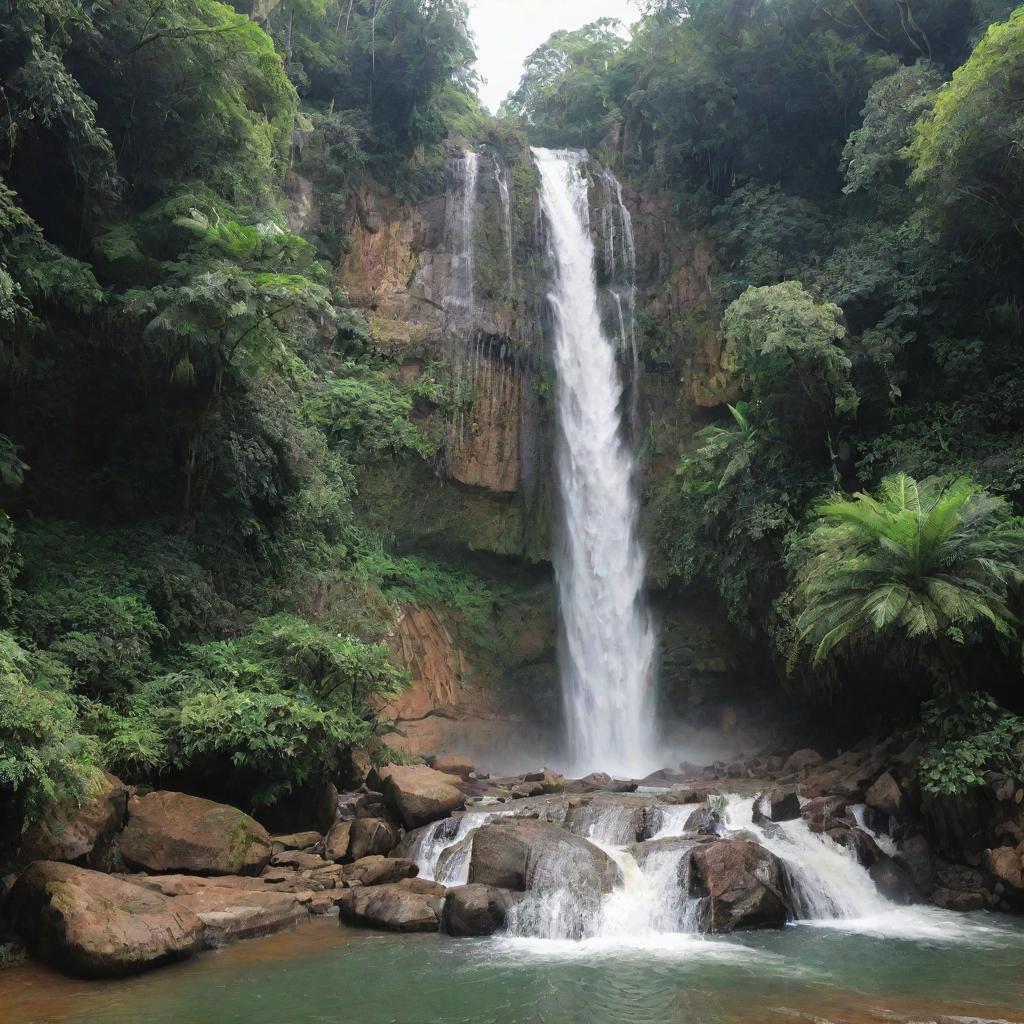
top-left (533, 148), bottom-right (656, 778)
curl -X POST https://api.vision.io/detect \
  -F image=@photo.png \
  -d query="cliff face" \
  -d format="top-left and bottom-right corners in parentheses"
top-left (322, 141), bottom-right (763, 757)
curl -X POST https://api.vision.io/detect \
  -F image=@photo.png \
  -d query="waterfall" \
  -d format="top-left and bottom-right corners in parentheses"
top-left (493, 155), bottom-right (515, 293)
top-left (444, 150), bottom-right (479, 333)
top-left (533, 148), bottom-right (656, 779)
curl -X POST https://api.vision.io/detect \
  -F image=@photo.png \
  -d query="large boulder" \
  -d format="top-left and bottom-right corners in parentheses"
top-left (376, 764), bottom-right (466, 829)
top-left (753, 787), bottom-right (801, 824)
top-left (800, 796), bottom-right (850, 833)
top-left (984, 845), bottom-right (1024, 891)
top-left (7, 862), bottom-right (204, 978)
top-left (869, 856), bottom-right (918, 904)
top-left (341, 856), bottom-right (417, 887)
top-left (432, 754), bottom-right (475, 779)
top-left (119, 792), bottom-right (272, 876)
top-left (20, 772), bottom-right (129, 867)
top-left (785, 749), bottom-right (823, 772)
top-left (865, 771), bottom-right (902, 817)
top-left (324, 821), bottom-right (353, 862)
top-left (338, 880), bottom-right (444, 932)
top-left (468, 819), bottom-right (619, 895)
top-left (688, 839), bottom-right (790, 932)
top-left (349, 818), bottom-right (399, 860)
top-left (442, 884), bottom-right (522, 936)
top-left (122, 874), bottom-right (310, 945)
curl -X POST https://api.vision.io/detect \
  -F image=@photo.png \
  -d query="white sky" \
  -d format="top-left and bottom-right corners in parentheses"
top-left (468, 0), bottom-right (641, 113)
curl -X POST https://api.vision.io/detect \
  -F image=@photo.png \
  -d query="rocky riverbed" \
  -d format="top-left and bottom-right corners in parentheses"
top-left (3, 737), bottom-right (1024, 980)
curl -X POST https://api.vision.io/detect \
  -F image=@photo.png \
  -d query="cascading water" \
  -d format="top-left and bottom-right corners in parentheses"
top-left (443, 150), bottom-right (479, 332)
top-left (492, 155), bottom-right (515, 293)
top-left (533, 148), bottom-right (656, 779)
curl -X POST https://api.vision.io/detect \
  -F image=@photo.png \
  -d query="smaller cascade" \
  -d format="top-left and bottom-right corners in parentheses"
top-left (599, 168), bottom-right (641, 428)
top-left (492, 155), bottom-right (515, 294)
top-left (443, 150), bottom-right (480, 334)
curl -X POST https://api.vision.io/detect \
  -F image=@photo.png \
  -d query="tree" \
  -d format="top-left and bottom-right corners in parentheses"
top-left (789, 473), bottom-right (1024, 683)
top-left (910, 7), bottom-right (1024, 243)
top-left (722, 282), bottom-right (857, 450)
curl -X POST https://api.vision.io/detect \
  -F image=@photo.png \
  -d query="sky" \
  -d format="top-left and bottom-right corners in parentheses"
top-left (467, 0), bottom-right (641, 113)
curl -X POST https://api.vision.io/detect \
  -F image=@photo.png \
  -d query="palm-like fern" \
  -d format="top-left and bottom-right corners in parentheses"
top-left (792, 473), bottom-right (1024, 679)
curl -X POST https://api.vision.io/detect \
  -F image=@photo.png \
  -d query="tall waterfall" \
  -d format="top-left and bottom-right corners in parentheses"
top-left (444, 151), bottom-right (479, 332)
top-left (533, 148), bottom-right (656, 777)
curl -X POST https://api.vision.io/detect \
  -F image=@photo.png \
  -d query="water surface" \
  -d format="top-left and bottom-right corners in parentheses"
top-left (4, 915), bottom-right (1023, 1024)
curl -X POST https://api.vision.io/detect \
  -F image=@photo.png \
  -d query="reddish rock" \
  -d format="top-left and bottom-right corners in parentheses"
top-left (376, 764), bottom-right (466, 829)
top-left (800, 796), bottom-right (850, 833)
top-left (119, 792), bottom-right (272, 876)
top-left (341, 856), bottom-right (418, 887)
top-left (338, 882), bottom-right (444, 932)
top-left (689, 840), bottom-right (789, 932)
top-left (442, 884), bottom-right (522, 936)
top-left (865, 771), bottom-right (902, 816)
top-left (324, 821), bottom-right (353, 862)
top-left (20, 772), bottom-right (128, 867)
top-left (7, 862), bottom-right (203, 978)
top-left (272, 831), bottom-right (322, 852)
top-left (984, 846), bottom-right (1024, 891)
top-left (432, 755), bottom-right (475, 779)
top-left (785, 749), bottom-right (824, 772)
top-left (348, 818), bottom-right (399, 860)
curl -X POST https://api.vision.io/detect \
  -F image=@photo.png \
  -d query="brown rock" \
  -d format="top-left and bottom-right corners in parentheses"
top-left (442, 884), bottom-right (522, 936)
top-left (120, 792), bottom-right (272, 876)
top-left (349, 818), bottom-right (399, 860)
top-left (984, 846), bottom-right (1024, 891)
top-left (800, 796), bottom-right (850, 833)
top-left (342, 856), bottom-right (418, 887)
top-left (689, 840), bottom-right (789, 932)
top-left (272, 831), bottom-right (323, 852)
top-left (785, 749), bottom-right (824, 772)
top-left (433, 755), bottom-right (475, 779)
top-left (271, 850), bottom-right (330, 871)
top-left (377, 764), bottom-right (466, 828)
top-left (865, 771), bottom-right (902, 816)
top-left (753, 787), bottom-right (801, 824)
top-left (827, 827), bottom-right (882, 867)
top-left (324, 821), bottom-right (353, 862)
top-left (338, 882), bottom-right (443, 932)
top-left (7, 862), bottom-right (203, 978)
top-left (931, 886), bottom-right (985, 912)
top-left (173, 885), bottom-right (309, 944)
top-left (469, 819), bottom-right (619, 896)
top-left (20, 772), bottom-right (128, 867)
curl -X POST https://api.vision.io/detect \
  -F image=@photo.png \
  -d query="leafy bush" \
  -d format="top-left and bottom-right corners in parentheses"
top-left (919, 692), bottom-right (1024, 796)
top-left (0, 631), bottom-right (101, 825)
top-left (95, 615), bottom-right (407, 804)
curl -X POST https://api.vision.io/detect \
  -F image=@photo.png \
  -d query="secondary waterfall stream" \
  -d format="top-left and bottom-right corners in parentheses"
top-left (533, 148), bottom-right (656, 778)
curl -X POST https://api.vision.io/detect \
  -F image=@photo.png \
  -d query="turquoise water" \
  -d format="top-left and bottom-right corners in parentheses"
top-left (3, 914), bottom-right (1024, 1024)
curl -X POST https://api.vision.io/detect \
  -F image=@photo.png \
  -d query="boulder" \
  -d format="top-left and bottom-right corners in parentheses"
top-left (683, 805), bottom-right (726, 837)
top-left (785, 749), bottom-right (823, 772)
top-left (341, 856), bottom-right (417, 887)
top-left (865, 771), bottom-right (902, 817)
top-left (7, 862), bottom-right (204, 978)
top-left (688, 839), bottom-right (789, 932)
top-left (827, 827), bottom-right (882, 867)
top-left (20, 772), bottom-right (129, 867)
top-left (523, 768), bottom-right (566, 794)
top-left (869, 856), bottom-right (918, 904)
top-left (338, 882), bottom-right (443, 932)
top-left (931, 886), bottom-right (985, 912)
top-left (468, 819), bottom-right (619, 895)
top-left (119, 792), bottom-right (272, 876)
top-left (270, 850), bottom-right (331, 871)
top-left (169, 884), bottom-right (309, 944)
top-left (271, 831), bottom-right (322, 852)
top-left (432, 755), bottom-right (475, 779)
top-left (753, 787), bottom-right (801, 824)
top-left (894, 835), bottom-right (935, 894)
top-left (348, 818), bottom-right (399, 860)
top-left (376, 764), bottom-right (466, 829)
top-left (801, 796), bottom-right (850, 833)
top-left (324, 821), bottom-right (353, 862)
top-left (442, 884), bottom-right (522, 936)
top-left (984, 846), bottom-right (1024, 891)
